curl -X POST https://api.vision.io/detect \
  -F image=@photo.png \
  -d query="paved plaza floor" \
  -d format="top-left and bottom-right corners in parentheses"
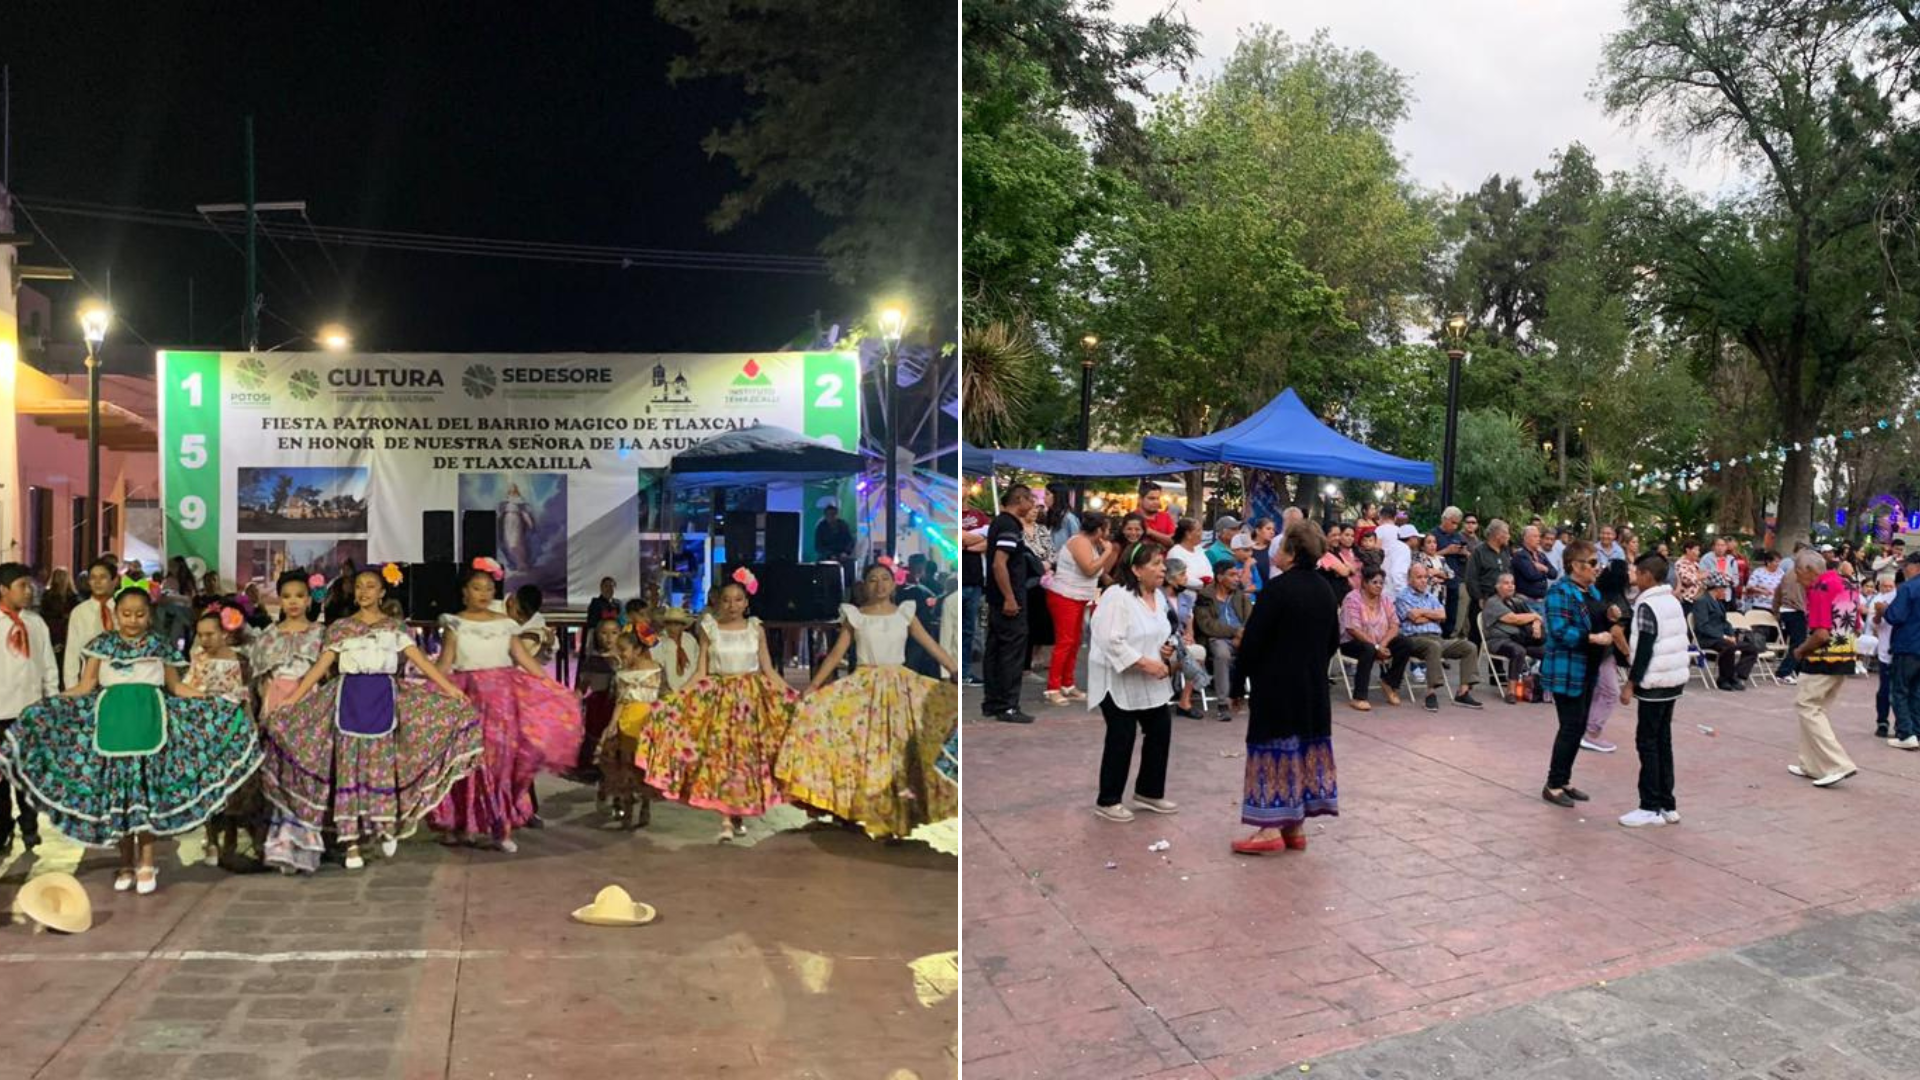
top-left (963, 667), bottom-right (1920, 1080)
top-left (1, 778), bottom-right (956, 1080)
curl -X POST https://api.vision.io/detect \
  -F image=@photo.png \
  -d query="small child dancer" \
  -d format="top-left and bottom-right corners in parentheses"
top-left (193, 604), bottom-right (264, 871)
top-left (630, 574), bottom-right (797, 842)
top-left (251, 571), bottom-right (328, 874)
top-left (597, 626), bottom-right (663, 828)
top-left (571, 617), bottom-right (622, 784)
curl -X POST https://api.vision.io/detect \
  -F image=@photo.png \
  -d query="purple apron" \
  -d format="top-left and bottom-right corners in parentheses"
top-left (335, 673), bottom-right (397, 738)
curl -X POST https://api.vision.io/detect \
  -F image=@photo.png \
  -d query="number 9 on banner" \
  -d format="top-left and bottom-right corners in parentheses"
top-left (178, 496), bottom-right (207, 531)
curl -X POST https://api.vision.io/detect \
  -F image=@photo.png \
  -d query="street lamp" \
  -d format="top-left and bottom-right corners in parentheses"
top-left (879, 306), bottom-right (906, 559)
top-left (317, 323), bottom-right (352, 352)
top-left (1440, 314), bottom-right (1468, 510)
top-left (1078, 334), bottom-right (1099, 510)
top-left (78, 300), bottom-right (111, 557)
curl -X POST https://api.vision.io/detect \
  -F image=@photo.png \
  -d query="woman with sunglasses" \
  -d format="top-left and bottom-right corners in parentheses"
top-left (1541, 541), bottom-right (1616, 807)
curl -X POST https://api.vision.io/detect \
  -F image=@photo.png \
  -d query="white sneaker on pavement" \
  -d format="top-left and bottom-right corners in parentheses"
top-left (1132, 796), bottom-right (1180, 815)
top-left (1580, 737), bottom-right (1617, 753)
top-left (1093, 803), bottom-right (1135, 823)
top-left (1892, 736), bottom-right (1920, 750)
top-left (1661, 810), bottom-right (1681, 824)
top-left (1618, 809), bottom-right (1667, 828)
top-left (1811, 768), bottom-right (1857, 788)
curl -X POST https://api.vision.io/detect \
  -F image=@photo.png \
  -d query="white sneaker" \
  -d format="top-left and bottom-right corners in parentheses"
top-left (1780, 674), bottom-right (1798, 685)
top-left (1893, 737), bottom-right (1920, 750)
top-left (1812, 769), bottom-right (1857, 788)
top-left (1132, 796), bottom-right (1180, 815)
top-left (1788, 764), bottom-right (1810, 778)
top-left (378, 834), bottom-right (398, 858)
top-left (1093, 803), bottom-right (1135, 823)
top-left (1618, 809), bottom-right (1667, 828)
top-left (1661, 810), bottom-right (1681, 824)
top-left (1580, 737), bottom-right (1617, 753)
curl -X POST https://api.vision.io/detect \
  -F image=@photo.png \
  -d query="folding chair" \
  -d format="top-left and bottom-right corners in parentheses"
top-left (1685, 616), bottom-right (1722, 691)
top-left (1331, 652), bottom-right (1359, 701)
top-left (1745, 609), bottom-right (1787, 682)
top-left (1484, 651), bottom-right (1510, 698)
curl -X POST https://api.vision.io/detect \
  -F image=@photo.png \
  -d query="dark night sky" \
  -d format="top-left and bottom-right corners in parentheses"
top-left (5, 4), bottom-right (851, 353)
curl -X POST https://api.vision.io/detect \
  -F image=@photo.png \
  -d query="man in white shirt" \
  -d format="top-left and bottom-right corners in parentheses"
top-left (1545, 527), bottom-right (1567, 576)
top-left (649, 607), bottom-right (703, 692)
top-left (0, 563), bottom-right (57, 849)
top-left (1268, 506), bottom-right (1305, 569)
top-left (63, 556), bottom-right (122, 690)
top-left (1381, 524), bottom-right (1416, 596)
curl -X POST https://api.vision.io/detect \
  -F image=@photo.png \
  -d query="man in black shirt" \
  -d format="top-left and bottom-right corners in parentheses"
top-left (984, 484), bottom-right (1038, 723)
top-left (814, 501), bottom-right (856, 589)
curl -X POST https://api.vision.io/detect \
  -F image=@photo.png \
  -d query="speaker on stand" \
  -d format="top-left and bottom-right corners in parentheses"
top-left (422, 511), bottom-right (456, 564)
top-left (461, 510), bottom-right (498, 564)
top-left (406, 562), bottom-right (461, 622)
top-left (723, 512), bottom-right (758, 571)
top-left (764, 512), bottom-right (801, 563)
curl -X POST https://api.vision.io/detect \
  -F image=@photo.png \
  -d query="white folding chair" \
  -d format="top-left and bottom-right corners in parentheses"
top-left (1746, 609), bottom-right (1787, 681)
top-left (1685, 616), bottom-right (1721, 691)
top-left (1331, 652), bottom-right (1359, 700)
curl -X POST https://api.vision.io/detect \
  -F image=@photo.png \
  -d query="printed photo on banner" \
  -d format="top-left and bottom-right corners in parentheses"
top-left (459, 472), bottom-right (568, 597)
top-left (235, 538), bottom-right (368, 584)
top-left (236, 466), bottom-right (370, 534)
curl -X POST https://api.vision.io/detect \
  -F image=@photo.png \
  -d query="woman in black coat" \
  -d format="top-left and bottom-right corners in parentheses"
top-left (1233, 518), bottom-right (1342, 855)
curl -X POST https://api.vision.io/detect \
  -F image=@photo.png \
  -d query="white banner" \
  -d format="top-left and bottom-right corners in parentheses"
top-left (157, 351), bottom-right (862, 606)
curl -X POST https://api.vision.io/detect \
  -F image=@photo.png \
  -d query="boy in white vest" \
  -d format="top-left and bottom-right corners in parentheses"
top-left (1620, 553), bottom-right (1688, 828)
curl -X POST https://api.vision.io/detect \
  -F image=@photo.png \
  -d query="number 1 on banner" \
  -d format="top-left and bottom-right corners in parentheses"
top-left (160, 352), bottom-right (222, 572)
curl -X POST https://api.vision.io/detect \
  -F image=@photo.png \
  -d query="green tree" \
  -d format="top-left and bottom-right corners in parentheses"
top-left (1453, 409), bottom-right (1545, 522)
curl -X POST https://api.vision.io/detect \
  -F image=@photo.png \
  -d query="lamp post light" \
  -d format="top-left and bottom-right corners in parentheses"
top-left (317, 323), bottom-right (352, 352)
top-left (79, 301), bottom-right (112, 557)
top-left (1078, 334), bottom-right (1098, 510)
top-left (879, 306), bottom-right (906, 559)
top-left (1440, 314), bottom-right (1468, 510)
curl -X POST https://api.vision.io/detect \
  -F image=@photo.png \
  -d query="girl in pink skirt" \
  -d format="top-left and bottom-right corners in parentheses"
top-left (428, 561), bottom-right (583, 852)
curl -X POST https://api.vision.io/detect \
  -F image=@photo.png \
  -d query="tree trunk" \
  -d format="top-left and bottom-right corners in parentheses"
top-left (1776, 435), bottom-right (1817, 551)
top-left (1556, 419), bottom-right (1568, 490)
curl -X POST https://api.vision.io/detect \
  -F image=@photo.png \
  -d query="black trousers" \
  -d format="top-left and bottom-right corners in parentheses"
top-left (1778, 611), bottom-right (1808, 676)
top-left (0, 718), bottom-right (37, 844)
top-left (982, 602), bottom-right (1030, 716)
top-left (1705, 634), bottom-right (1760, 683)
top-left (1634, 698), bottom-right (1677, 812)
top-left (1547, 683), bottom-right (1594, 789)
top-left (1339, 638), bottom-right (1411, 700)
top-left (1097, 695), bottom-right (1171, 806)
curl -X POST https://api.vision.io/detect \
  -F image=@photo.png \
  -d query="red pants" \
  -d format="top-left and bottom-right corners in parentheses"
top-left (1045, 590), bottom-right (1090, 692)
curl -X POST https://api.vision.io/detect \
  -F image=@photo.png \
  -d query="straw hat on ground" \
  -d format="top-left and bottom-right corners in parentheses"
top-left (18, 873), bottom-right (93, 934)
top-left (570, 885), bottom-right (657, 927)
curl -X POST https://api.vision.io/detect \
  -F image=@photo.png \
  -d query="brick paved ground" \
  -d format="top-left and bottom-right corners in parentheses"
top-left (962, 670), bottom-right (1920, 1080)
top-left (2, 778), bottom-right (956, 1080)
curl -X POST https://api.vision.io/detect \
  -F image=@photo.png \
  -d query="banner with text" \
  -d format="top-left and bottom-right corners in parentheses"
top-left (156, 351), bottom-right (862, 605)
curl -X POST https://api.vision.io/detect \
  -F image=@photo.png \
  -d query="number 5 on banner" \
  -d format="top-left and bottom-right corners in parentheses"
top-left (179, 434), bottom-right (208, 469)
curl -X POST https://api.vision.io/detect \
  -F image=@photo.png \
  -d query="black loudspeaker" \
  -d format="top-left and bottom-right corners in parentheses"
top-left (764, 511), bottom-right (801, 563)
top-left (751, 562), bottom-right (844, 622)
top-left (406, 561), bottom-right (461, 622)
top-left (461, 510), bottom-right (498, 563)
top-left (423, 511), bottom-right (455, 564)
top-left (723, 513), bottom-right (758, 567)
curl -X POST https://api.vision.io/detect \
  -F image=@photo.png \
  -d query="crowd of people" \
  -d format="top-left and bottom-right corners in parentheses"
top-left (0, 552), bottom-right (961, 892)
top-left (963, 484), bottom-right (1915, 848)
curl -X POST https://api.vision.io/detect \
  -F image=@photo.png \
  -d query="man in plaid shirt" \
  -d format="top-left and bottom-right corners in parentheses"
top-left (1541, 540), bottom-right (1615, 808)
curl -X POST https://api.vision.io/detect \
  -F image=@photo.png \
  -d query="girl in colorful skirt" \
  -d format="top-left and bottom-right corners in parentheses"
top-left (427, 562), bottom-right (583, 852)
top-left (631, 575), bottom-right (797, 842)
top-left (251, 571), bottom-right (328, 874)
top-left (265, 567), bottom-right (481, 870)
top-left (597, 626), bottom-right (663, 829)
top-left (780, 563), bottom-right (960, 840)
top-left (193, 604), bottom-right (267, 872)
top-left (1, 587), bottom-right (261, 894)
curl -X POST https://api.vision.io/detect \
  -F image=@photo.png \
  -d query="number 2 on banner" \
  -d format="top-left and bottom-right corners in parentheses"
top-left (181, 372), bottom-right (203, 407)
top-left (179, 496), bottom-right (207, 531)
top-left (813, 373), bottom-right (844, 409)
top-left (179, 434), bottom-right (208, 469)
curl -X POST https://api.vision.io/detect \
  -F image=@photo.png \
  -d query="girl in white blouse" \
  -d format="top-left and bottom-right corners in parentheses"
top-left (1087, 543), bottom-right (1181, 824)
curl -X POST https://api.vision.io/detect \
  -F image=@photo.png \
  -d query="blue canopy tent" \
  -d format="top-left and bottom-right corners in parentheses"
top-left (960, 443), bottom-right (1194, 479)
top-left (1140, 389), bottom-right (1435, 486)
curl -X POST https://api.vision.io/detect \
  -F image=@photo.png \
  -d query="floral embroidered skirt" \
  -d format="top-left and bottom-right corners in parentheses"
top-left (260, 675), bottom-right (482, 845)
top-left (2, 687), bottom-right (262, 847)
top-left (1242, 736), bottom-right (1339, 828)
top-left (631, 673), bottom-right (797, 817)
top-left (428, 668), bottom-right (582, 839)
top-left (775, 665), bottom-right (957, 840)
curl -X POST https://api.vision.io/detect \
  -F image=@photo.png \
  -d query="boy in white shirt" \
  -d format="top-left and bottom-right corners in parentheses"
top-left (0, 563), bottom-right (58, 849)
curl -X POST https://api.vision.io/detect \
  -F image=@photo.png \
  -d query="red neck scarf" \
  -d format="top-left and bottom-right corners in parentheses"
top-left (1, 605), bottom-right (27, 658)
top-left (97, 597), bottom-right (115, 633)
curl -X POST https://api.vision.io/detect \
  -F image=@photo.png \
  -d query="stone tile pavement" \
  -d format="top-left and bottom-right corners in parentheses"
top-left (962, 670), bottom-right (1920, 1079)
top-left (2, 778), bottom-right (956, 1080)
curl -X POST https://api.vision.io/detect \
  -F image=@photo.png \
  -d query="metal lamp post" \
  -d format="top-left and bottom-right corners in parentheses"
top-left (79, 301), bottom-right (111, 557)
top-left (1440, 314), bottom-right (1468, 510)
top-left (879, 306), bottom-right (906, 559)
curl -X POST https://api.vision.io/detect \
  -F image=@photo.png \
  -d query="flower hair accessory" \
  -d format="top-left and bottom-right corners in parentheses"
top-left (307, 573), bottom-right (327, 589)
top-left (632, 621), bottom-right (660, 649)
top-left (215, 605), bottom-right (244, 634)
top-left (472, 557), bottom-right (505, 582)
top-left (381, 563), bottom-right (405, 587)
top-left (875, 555), bottom-right (907, 586)
top-left (731, 567), bottom-right (759, 595)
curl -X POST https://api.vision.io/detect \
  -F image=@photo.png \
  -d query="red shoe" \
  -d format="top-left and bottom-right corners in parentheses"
top-left (1283, 833), bottom-right (1308, 851)
top-left (1231, 836), bottom-right (1287, 855)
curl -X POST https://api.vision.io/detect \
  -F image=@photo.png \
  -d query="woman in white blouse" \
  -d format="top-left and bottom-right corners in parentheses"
top-left (1087, 543), bottom-right (1181, 823)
